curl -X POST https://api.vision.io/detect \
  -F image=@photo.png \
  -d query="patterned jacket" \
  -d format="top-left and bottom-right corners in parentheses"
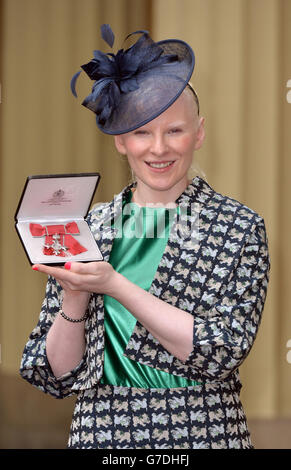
top-left (20, 176), bottom-right (270, 402)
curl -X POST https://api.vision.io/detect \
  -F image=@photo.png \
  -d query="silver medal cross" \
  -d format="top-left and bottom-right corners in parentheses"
top-left (45, 233), bottom-right (67, 255)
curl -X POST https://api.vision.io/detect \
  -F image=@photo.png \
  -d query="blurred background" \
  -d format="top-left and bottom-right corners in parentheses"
top-left (0, 0), bottom-right (291, 449)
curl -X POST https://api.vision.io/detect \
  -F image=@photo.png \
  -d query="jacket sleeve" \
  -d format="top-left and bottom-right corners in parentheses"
top-left (123, 217), bottom-right (270, 383)
top-left (19, 276), bottom-right (87, 399)
top-left (185, 217), bottom-right (270, 380)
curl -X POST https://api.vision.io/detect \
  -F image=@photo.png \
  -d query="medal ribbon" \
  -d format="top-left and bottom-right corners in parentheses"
top-left (29, 222), bottom-right (87, 256)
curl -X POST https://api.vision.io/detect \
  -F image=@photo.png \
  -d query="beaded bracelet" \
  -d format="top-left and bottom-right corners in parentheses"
top-left (59, 309), bottom-right (88, 323)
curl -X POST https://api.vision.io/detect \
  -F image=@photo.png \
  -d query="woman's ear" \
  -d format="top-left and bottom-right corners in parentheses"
top-left (194, 117), bottom-right (205, 151)
top-left (114, 135), bottom-right (126, 155)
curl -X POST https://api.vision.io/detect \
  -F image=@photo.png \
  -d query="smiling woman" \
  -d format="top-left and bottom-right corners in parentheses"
top-left (20, 24), bottom-right (270, 449)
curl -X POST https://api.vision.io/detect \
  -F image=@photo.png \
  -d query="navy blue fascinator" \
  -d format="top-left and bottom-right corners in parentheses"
top-left (71, 24), bottom-right (195, 135)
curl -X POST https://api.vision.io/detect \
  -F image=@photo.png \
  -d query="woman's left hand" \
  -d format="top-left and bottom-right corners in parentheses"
top-left (32, 261), bottom-right (118, 296)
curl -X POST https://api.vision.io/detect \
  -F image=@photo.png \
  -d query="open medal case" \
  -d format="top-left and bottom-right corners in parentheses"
top-left (15, 173), bottom-right (103, 265)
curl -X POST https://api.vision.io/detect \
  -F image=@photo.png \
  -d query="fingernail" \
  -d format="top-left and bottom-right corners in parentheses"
top-left (32, 265), bottom-right (38, 271)
top-left (64, 262), bottom-right (71, 270)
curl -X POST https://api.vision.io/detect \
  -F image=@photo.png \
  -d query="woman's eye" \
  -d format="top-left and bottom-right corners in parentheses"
top-left (134, 130), bottom-right (148, 136)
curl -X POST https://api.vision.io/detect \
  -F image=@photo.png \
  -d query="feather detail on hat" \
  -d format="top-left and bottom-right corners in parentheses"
top-left (101, 23), bottom-right (115, 48)
top-left (71, 24), bottom-right (178, 127)
top-left (70, 24), bottom-right (195, 134)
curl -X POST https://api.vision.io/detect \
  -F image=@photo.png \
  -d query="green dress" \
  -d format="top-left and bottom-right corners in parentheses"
top-left (100, 190), bottom-right (200, 388)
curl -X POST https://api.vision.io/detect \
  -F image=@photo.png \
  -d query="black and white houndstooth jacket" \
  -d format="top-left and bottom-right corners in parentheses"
top-left (20, 176), bottom-right (270, 447)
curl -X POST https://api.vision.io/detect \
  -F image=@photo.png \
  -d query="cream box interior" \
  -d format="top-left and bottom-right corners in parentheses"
top-left (15, 173), bottom-right (103, 265)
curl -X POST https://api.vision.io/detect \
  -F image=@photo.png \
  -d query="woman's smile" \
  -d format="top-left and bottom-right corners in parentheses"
top-left (145, 160), bottom-right (175, 171)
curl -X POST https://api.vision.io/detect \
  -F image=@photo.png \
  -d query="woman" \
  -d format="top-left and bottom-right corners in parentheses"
top-left (20, 25), bottom-right (270, 449)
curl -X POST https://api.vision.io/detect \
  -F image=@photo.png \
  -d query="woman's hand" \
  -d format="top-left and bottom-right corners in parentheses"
top-left (33, 260), bottom-right (193, 362)
top-left (32, 261), bottom-right (118, 297)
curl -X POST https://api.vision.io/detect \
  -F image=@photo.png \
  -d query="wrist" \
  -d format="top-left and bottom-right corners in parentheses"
top-left (62, 291), bottom-right (90, 317)
top-left (59, 308), bottom-right (88, 323)
top-left (104, 270), bottom-right (126, 298)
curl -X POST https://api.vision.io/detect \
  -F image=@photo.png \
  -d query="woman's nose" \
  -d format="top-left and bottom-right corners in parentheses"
top-left (150, 134), bottom-right (168, 156)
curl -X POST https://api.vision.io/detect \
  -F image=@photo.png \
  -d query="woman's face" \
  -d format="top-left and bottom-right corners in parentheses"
top-left (114, 90), bottom-right (205, 203)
